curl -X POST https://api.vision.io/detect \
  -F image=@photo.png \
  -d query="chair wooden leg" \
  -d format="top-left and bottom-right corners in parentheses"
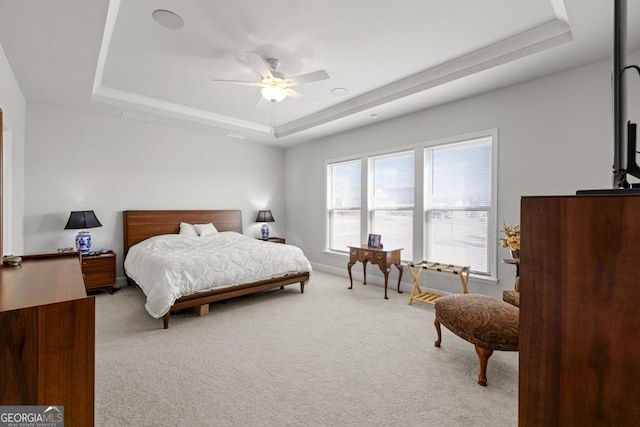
top-left (474, 345), bottom-right (494, 386)
top-left (434, 319), bottom-right (442, 347)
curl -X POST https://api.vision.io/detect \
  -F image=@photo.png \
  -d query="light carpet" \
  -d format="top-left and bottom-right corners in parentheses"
top-left (94, 271), bottom-right (517, 426)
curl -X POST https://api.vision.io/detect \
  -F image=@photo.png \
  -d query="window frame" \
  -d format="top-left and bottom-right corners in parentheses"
top-left (326, 158), bottom-right (362, 254)
top-left (324, 129), bottom-right (498, 280)
top-left (368, 149), bottom-right (416, 260)
top-left (423, 132), bottom-right (497, 277)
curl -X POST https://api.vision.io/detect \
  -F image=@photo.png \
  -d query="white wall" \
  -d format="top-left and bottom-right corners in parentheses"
top-left (285, 53), bottom-right (638, 299)
top-left (25, 104), bottom-right (286, 283)
top-left (18, 48), bottom-right (640, 296)
top-left (0, 42), bottom-right (26, 255)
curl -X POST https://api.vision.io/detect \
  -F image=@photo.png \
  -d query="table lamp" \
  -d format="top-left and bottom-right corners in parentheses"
top-left (64, 210), bottom-right (102, 254)
top-left (255, 210), bottom-right (275, 239)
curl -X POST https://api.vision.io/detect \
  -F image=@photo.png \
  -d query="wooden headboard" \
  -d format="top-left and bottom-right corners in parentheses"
top-left (123, 210), bottom-right (243, 256)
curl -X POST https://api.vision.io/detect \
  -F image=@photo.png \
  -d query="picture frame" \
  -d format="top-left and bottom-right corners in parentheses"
top-left (367, 233), bottom-right (382, 248)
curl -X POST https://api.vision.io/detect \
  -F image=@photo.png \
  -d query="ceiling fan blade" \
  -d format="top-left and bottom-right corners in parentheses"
top-left (286, 88), bottom-right (319, 105)
top-left (246, 52), bottom-right (273, 79)
top-left (211, 79), bottom-right (262, 87)
top-left (287, 69), bottom-right (329, 86)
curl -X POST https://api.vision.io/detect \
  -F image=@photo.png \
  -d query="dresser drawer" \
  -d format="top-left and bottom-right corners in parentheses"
top-left (360, 250), bottom-right (374, 260)
top-left (354, 249), bottom-right (385, 263)
top-left (82, 257), bottom-right (113, 269)
top-left (367, 251), bottom-right (385, 264)
top-left (83, 269), bottom-right (115, 287)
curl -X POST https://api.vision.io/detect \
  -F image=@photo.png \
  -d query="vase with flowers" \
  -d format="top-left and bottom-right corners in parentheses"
top-left (500, 223), bottom-right (520, 259)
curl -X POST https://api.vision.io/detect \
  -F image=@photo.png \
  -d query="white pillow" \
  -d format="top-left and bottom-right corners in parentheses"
top-left (179, 222), bottom-right (199, 237)
top-left (195, 223), bottom-right (218, 236)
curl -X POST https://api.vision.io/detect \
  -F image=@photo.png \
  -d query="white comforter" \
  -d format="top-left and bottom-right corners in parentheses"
top-left (124, 232), bottom-right (312, 318)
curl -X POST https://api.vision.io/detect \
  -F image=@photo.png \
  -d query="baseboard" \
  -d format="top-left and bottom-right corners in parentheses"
top-left (114, 276), bottom-right (129, 289)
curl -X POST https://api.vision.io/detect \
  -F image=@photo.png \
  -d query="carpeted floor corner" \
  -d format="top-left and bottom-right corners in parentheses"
top-left (94, 270), bottom-right (517, 426)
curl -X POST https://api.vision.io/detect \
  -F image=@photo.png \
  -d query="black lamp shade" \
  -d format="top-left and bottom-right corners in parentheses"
top-left (64, 210), bottom-right (102, 230)
top-left (255, 210), bottom-right (275, 223)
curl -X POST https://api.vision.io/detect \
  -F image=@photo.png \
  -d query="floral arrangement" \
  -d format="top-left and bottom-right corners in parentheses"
top-left (499, 223), bottom-right (520, 252)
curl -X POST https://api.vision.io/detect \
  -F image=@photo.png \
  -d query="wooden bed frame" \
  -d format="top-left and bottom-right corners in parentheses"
top-left (123, 210), bottom-right (310, 329)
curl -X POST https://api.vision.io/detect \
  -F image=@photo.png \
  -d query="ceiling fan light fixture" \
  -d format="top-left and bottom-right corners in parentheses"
top-left (211, 53), bottom-right (329, 106)
top-left (261, 85), bottom-right (287, 102)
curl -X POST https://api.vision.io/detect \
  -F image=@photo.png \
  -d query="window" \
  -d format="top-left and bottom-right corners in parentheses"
top-left (425, 137), bottom-right (493, 275)
top-left (327, 160), bottom-right (361, 252)
top-left (325, 131), bottom-right (496, 278)
top-left (370, 151), bottom-right (414, 260)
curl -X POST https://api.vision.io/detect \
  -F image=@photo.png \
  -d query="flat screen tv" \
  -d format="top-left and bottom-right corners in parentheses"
top-left (612, 0), bottom-right (640, 189)
top-left (579, 0), bottom-right (640, 194)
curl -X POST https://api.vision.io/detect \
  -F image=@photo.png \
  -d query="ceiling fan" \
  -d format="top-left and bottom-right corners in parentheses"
top-left (211, 52), bottom-right (329, 105)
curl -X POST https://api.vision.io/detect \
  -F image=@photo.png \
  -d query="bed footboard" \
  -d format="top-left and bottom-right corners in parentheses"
top-left (159, 272), bottom-right (309, 329)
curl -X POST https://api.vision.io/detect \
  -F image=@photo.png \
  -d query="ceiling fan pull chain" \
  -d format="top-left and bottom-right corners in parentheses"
top-left (271, 101), bottom-right (275, 134)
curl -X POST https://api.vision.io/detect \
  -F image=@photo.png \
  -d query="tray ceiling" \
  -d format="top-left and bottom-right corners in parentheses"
top-left (0, 0), bottom-right (638, 146)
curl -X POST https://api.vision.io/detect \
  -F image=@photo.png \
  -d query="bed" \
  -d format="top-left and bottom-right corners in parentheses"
top-left (123, 210), bottom-right (311, 329)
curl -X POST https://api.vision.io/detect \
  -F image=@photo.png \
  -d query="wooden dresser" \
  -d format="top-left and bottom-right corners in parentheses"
top-left (0, 253), bottom-right (95, 426)
top-left (520, 194), bottom-right (640, 425)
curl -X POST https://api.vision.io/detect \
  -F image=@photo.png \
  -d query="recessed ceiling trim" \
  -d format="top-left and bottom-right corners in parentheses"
top-left (120, 111), bottom-right (154, 122)
top-left (92, 0), bottom-right (121, 95)
top-left (93, 1), bottom-right (272, 136)
top-left (92, 85), bottom-right (272, 134)
top-left (93, 2), bottom-right (572, 141)
top-left (276, 19), bottom-right (572, 138)
top-left (549, 0), bottom-right (569, 23)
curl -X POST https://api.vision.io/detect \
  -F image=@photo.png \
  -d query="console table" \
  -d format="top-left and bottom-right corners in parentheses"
top-left (347, 245), bottom-right (403, 299)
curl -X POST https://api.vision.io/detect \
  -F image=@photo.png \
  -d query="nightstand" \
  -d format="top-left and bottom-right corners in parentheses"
top-left (257, 237), bottom-right (286, 244)
top-left (81, 251), bottom-right (116, 293)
